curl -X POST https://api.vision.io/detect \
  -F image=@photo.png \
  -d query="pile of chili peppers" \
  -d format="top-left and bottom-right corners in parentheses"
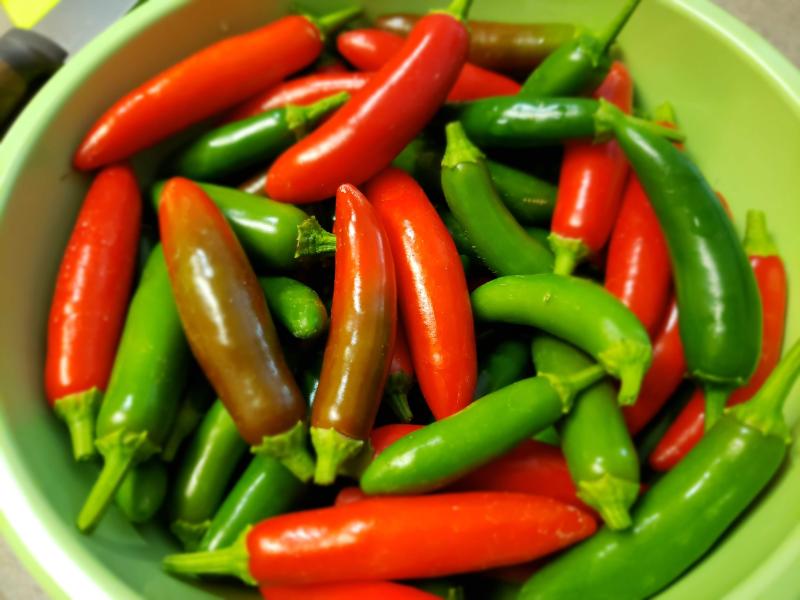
top-left (43, 2), bottom-right (798, 598)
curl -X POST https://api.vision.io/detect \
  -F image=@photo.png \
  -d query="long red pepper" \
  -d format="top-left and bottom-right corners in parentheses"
top-left (384, 326), bottom-right (415, 422)
top-left (549, 61), bottom-right (633, 275)
top-left (45, 165), bottom-right (141, 461)
top-left (310, 184), bottom-right (396, 485)
top-left (366, 168), bottom-right (476, 420)
top-left (650, 211), bottom-right (787, 470)
top-left (74, 8), bottom-right (359, 170)
top-left (261, 582), bottom-right (440, 600)
top-left (266, 0), bottom-right (472, 203)
top-left (163, 493), bottom-right (596, 585)
top-left (230, 72), bottom-right (371, 121)
top-left (336, 28), bottom-right (520, 101)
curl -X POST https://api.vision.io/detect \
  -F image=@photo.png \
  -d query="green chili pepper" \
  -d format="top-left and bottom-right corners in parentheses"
top-left (454, 97), bottom-right (683, 149)
top-left (521, 337), bottom-right (800, 599)
top-left (77, 246), bottom-right (189, 533)
top-left (520, 0), bottom-right (641, 97)
top-left (170, 400), bottom-right (248, 549)
top-left (198, 453), bottom-right (304, 552)
top-left (258, 276), bottom-right (328, 340)
top-left (170, 92), bottom-right (350, 182)
top-left (360, 366), bottom-right (605, 496)
top-left (299, 353), bottom-right (324, 407)
top-left (609, 114), bottom-right (762, 427)
top-left (151, 181), bottom-right (334, 270)
top-left (114, 459), bottom-right (168, 524)
top-left (471, 274), bottom-right (651, 405)
top-left (533, 335), bottom-right (639, 530)
top-left (161, 373), bottom-right (215, 462)
top-left (441, 122), bottom-right (553, 275)
top-left (473, 337), bottom-right (530, 399)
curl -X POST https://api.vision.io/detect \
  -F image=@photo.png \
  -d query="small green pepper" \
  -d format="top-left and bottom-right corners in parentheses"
top-left (114, 459), bottom-right (168, 524)
top-left (258, 276), bottom-right (328, 340)
top-left (473, 337), bottom-right (530, 399)
top-left (161, 373), bottom-right (215, 462)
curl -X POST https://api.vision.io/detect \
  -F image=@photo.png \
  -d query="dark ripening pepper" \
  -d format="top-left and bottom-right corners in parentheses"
top-left (454, 96), bottom-right (683, 149)
top-left (151, 181), bottom-right (333, 271)
top-left (384, 327), bottom-right (415, 423)
top-left (375, 14), bottom-right (576, 76)
top-left (170, 400), bottom-right (248, 549)
top-left (609, 113), bottom-right (762, 428)
top-left (520, 0), bottom-right (641, 97)
top-left (170, 92), bottom-right (350, 182)
top-left (651, 211), bottom-right (788, 471)
top-left (260, 581), bottom-right (443, 600)
top-left (310, 184), bottom-right (397, 484)
top-left (161, 373), bottom-right (216, 462)
top-left (520, 337), bottom-right (800, 600)
top-left (76, 246), bottom-right (189, 533)
top-left (114, 459), bottom-right (168, 524)
top-left (73, 7), bottom-right (361, 170)
top-left (199, 453), bottom-right (304, 552)
top-left (441, 122), bottom-right (553, 275)
top-left (532, 336), bottom-right (639, 530)
top-left (471, 275), bottom-right (652, 405)
top-left (473, 337), bottom-right (530, 399)
top-left (360, 367), bottom-right (604, 495)
top-left (266, 0), bottom-right (472, 203)
top-left (366, 168), bottom-right (476, 420)
top-left (163, 493), bottom-right (596, 585)
top-left (258, 277), bottom-right (328, 340)
top-left (158, 178), bottom-right (313, 481)
top-left (45, 165), bottom-right (141, 461)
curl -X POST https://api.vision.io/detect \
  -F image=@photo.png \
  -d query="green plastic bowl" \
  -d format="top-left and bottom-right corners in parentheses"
top-left (1, 0), bottom-right (798, 598)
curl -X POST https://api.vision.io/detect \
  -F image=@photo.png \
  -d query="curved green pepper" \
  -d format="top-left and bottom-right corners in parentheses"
top-left (114, 459), bottom-right (168, 524)
top-left (170, 92), bottom-right (349, 182)
top-left (441, 122), bottom-right (553, 275)
top-left (533, 335), bottom-right (639, 530)
top-left (161, 373), bottom-right (215, 462)
top-left (170, 400), bottom-right (248, 549)
top-left (77, 246), bottom-right (189, 533)
top-left (472, 274), bottom-right (651, 406)
top-left (258, 276), bottom-right (328, 340)
top-left (198, 454), bottom-right (304, 552)
top-left (151, 181), bottom-right (334, 270)
top-left (521, 338), bottom-right (800, 599)
top-left (609, 114), bottom-right (762, 426)
top-left (473, 337), bottom-right (530, 399)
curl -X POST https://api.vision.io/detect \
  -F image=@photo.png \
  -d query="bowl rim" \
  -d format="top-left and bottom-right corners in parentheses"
top-left (0, 0), bottom-right (798, 598)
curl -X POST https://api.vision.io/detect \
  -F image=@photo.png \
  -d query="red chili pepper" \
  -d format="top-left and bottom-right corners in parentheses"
top-left (261, 582), bottom-right (440, 600)
top-left (622, 300), bottom-right (687, 435)
top-left (74, 9), bottom-right (359, 170)
top-left (385, 326), bottom-right (415, 422)
top-left (549, 61), bottom-right (633, 275)
top-left (336, 28), bottom-right (520, 101)
top-left (229, 72), bottom-right (371, 121)
top-left (310, 184), bottom-right (397, 485)
top-left (266, 0), bottom-right (472, 203)
top-left (649, 210), bottom-right (787, 471)
top-left (604, 172), bottom-right (671, 337)
top-left (45, 165), bottom-right (141, 461)
top-left (334, 486), bottom-right (368, 506)
top-left (371, 423), bottom-right (422, 455)
top-left (314, 56), bottom-right (351, 75)
top-left (365, 168), bottom-right (476, 420)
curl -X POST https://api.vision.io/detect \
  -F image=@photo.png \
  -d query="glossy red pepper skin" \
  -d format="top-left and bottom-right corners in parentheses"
top-left (605, 172), bottom-right (671, 337)
top-left (549, 62), bottom-right (633, 276)
top-left (366, 168), bottom-right (476, 419)
top-left (245, 493), bottom-right (596, 584)
top-left (75, 15), bottom-right (326, 170)
top-left (45, 165), bottom-right (141, 460)
top-left (336, 29), bottom-right (520, 101)
top-left (622, 300), bottom-right (687, 435)
top-left (261, 582), bottom-right (440, 600)
top-left (159, 178), bottom-right (311, 480)
top-left (266, 10), bottom-right (470, 203)
top-left (310, 184), bottom-right (397, 484)
top-left (230, 72), bottom-right (371, 121)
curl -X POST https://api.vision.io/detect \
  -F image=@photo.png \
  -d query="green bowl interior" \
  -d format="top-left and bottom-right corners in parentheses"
top-left (0, 0), bottom-right (798, 598)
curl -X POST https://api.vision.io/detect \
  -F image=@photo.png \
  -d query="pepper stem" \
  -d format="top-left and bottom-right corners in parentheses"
top-left (703, 384), bottom-right (732, 431)
top-left (171, 519), bottom-right (211, 551)
top-left (729, 338), bottom-right (800, 442)
top-left (615, 361), bottom-right (648, 406)
top-left (436, 0), bottom-right (474, 21)
top-left (309, 6), bottom-right (363, 39)
top-left (541, 365), bottom-right (606, 413)
top-left (744, 210), bottom-right (778, 257)
top-left (253, 420), bottom-right (315, 482)
top-left (652, 101), bottom-right (677, 125)
top-left (596, 99), bottom-right (686, 143)
top-left (310, 427), bottom-right (365, 485)
top-left (442, 121), bottom-right (485, 168)
top-left (76, 430), bottom-right (154, 533)
top-left (162, 527), bottom-right (256, 585)
top-left (162, 403), bottom-right (203, 463)
top-left (549, 233), bottom-right (590, 276)
top-left (576, 473), bottom-right (639, 531)
top-left (285, 92), bottom-right (351, 138)
top-left (596, 0), bottom-right (642, 54)
top-left (54, 388), bottom-right (101, 462)
top-left (388, 392), bottom-right (414, 423)
top-left (295, 216), bottom-right (337, 258)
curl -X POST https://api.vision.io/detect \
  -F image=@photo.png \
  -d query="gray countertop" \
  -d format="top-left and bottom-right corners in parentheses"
top-left (1, 1), bottom-right (798, 599)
